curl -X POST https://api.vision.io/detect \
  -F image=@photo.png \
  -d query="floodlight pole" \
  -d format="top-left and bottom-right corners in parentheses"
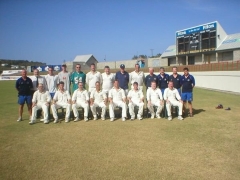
top-left (150, 49), bottom-right (154, 57)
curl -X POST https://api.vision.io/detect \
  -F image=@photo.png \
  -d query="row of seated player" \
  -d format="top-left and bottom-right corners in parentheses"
top-left (28, 80), bottom-right (184, 125)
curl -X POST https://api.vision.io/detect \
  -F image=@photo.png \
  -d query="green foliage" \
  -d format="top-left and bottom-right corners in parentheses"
top-left (0, 59), bottom-right (46, 67)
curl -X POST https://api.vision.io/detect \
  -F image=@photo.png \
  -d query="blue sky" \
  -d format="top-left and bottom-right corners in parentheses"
top-left (0, 0), bottom-right (240, 64)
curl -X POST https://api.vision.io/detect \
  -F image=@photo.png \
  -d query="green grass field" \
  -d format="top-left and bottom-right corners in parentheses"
top-left (0, 80), bottom-right (240, 180)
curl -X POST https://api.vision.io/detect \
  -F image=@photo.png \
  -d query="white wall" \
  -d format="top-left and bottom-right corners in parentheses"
top-left (1, 71), bottom-right (239, 94)
top-left (189, 71), bottom-right (240, 93)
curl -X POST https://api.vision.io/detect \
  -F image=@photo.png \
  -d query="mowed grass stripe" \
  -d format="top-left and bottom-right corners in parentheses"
top-left (0, 81), bottom-right (240, 180)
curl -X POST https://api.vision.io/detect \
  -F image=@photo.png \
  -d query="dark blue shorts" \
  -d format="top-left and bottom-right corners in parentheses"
top-left (18, 95), bottom-right (32, 105)
top-left (181, 92), bottom-right (193, 102)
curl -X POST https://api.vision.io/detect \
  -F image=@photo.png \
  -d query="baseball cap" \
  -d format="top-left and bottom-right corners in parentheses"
top-left (120, 64), bottom-right (125, 69)
top-left (62, 63), bottom-right (67, 67)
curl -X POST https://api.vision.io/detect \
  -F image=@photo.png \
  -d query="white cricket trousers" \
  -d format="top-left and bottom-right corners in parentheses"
top-left (72, 102), bottom-right (89, 118)
top-left (166, 100), bottom-right (183, 116)
top-left (147, 100), bottom-right (163, 116)
top-left (51, 102), bottom-right (71, 119)
top-left (90, 102), bottom-right (106, 118)
top-left (32, 103), bottom-right (49, 121)
top-left (123, 89), bottom-right (129, 96)
top-left (128, 100), bottom-right (144, 118)
top-left (109, 101), bottom-right (127, 118)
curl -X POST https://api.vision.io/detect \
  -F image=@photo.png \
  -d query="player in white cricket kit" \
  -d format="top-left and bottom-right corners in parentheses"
top-left (45, 66), bottom-right (59, 98)
top-left (86, 63), bottom-right (102, 93)
top-left (129, 64), bottom-right (145, 90)
top-left (108, 80), bottom-right (127, 122)
top-left (29, 83), bottom-right (51, 124)
top-left (101, 66), bottom-right (115, 96)
top-left (51, 81), bottom-right (71, 123)
top-left (72, 82), bottom-right (89, 122)
top-left (147, 81), bottom-right (164, 119)
top-left (127, 82), bottom-right (144, 120)
top-left (90, 81), bottom-right (107, 120)
top-left (164, 81), bottom-right (184, 121)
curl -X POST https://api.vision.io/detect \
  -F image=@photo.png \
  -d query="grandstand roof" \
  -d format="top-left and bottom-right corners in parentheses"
top-left (161, 45), bottom-right (176, 58)
top-left (216, 33), bottom-right (240, 51)
top-left (73, 54), bottom-right (98, 63)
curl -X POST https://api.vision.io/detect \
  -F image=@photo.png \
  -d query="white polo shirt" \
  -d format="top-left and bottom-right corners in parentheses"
top-left (72, 89), bottom-right (89, 103)
top-left (86, 71), bottom-right (102, 90)
top-left (45, 74), bottom-right (59, 93)
top-left (163, 88), bottom-right (181, 101)
top-left (53, 90), bottom-right (71, 103)
top-left (109, 87), bottom-right (126, 101)
top-left (127, 89), bottom-right (144, 102)
top-left (129, 71), bottom-right (145, 86)
top-left (90, 89), bottom-right (107, 103)
top-left (32, 90), bottom-right (51, 103)
top-left (147, 88), bottom-right (163, 102)
top-left (101, 72), bottom-right (115, 92)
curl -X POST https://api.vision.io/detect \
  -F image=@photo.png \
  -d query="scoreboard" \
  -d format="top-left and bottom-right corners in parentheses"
top-left (176, 22), bottom-right (217, 55)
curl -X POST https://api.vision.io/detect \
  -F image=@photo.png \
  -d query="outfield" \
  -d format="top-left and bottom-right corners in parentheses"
top-left (0, 80), bottom-right (239, 180)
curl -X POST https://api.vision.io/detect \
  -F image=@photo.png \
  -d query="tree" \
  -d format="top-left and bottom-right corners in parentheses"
top-left (132, 55), bottom-right (138, 60)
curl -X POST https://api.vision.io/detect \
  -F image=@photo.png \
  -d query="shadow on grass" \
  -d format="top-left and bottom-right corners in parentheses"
top-left (193, 108), bottom-right (206, 115)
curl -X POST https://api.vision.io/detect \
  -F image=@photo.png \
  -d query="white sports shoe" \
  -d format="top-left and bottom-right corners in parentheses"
top-left (40, 119), bottom-right (45, 122)
top-left (178, 116), bottom-right (184, 120)
top-left (137, 115), bottom-right (142, 120)
top-left (168, 116), bottom-right (172, 121)
top-left (54, 119), bottom-right (58, 123)
top-left (122, 117), bottom-right (126, 121)
top-left (130, 116), bottom-right (134, 121)
top-left (151, 114), bottom-right (155, 119)
top-left (74, 117), bottom-right (79, 122)
top-left (156, 115), bottom-right (161, 119)
top-left (29, 120), bottom-right (35, 125)
top-left (17, 117), bottom-right (22, 122)
top-left (44, 120), bottom-right (49, 124)
top-left (84, 117), bottom-right (88, 121)
top-left (110, 118), bottom-right (114, 122)
top-left (93, 116), bottom-right (97, 120)
top-left (101, 117), bottom-right (105, 121)
top-left (65, 118), bottom-right (69, 123)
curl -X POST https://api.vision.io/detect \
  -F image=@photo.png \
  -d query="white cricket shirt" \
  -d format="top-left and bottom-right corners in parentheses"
top-left (108, 87), bottom-right (126, 101)
top-left (45, 74), bottom-right (59, 93)
top-left (101, 72), bottom-right (115, 91)
top-left (90, 89), bottom-right (107, 103)
top-left (129, 71), bottom-right (145, 86)
top-left (127, 89), bottom-right (144, 102)
top-left (32, 90), bottom-right (51, 103)
top-left (146, 88), bottom-right (163, 102)
top-left (72, 89), bottom-right (89, 103)
top-left (53, 90), bottom-right (71, 103)
top-left (86, 71), bottom-right (102, 89)
top-left (163, 88), bottom-right (181, 101)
